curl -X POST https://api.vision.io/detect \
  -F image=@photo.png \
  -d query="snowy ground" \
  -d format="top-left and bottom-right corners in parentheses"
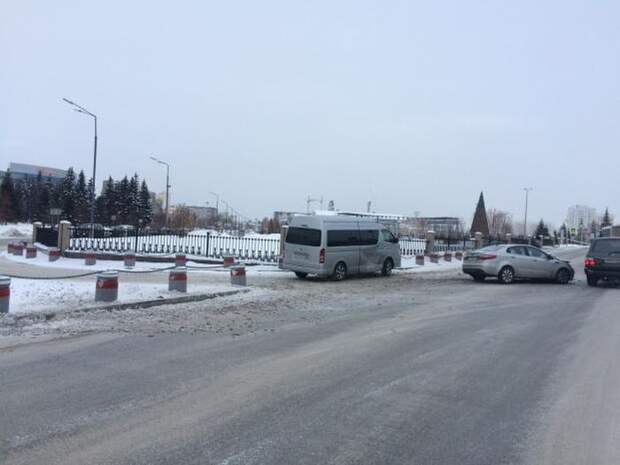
top-left (0, 251), bottom-right (464, 342)
top-left (0, 223), bottom-right (32, 238)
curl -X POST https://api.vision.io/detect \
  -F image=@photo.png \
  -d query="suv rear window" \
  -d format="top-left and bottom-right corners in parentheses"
top-left (285, 227), bottom-right (322, 247)
top-left (591, 239), bottom-right (620, 255)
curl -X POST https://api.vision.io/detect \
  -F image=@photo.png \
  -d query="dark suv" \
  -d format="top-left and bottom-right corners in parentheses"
top-left (584, 238), bottom-right (620, 286)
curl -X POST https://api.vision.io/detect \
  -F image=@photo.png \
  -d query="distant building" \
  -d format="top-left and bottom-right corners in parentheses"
top-left (1, 162), bottom-right (67, 185)
top-left (401, 217), bottom-right (464, 239)
top-left (566, 205), bottom-right (597, 233)
top-left (186, 205), bottom-right (218, 223)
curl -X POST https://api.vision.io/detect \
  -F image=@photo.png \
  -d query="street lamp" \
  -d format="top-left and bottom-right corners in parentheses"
top-left (209, 191), bottom-right (220, 215)
top-left (63, 97), bottom-right (97, 237)
top-left (150, 156), bottom-right (171, 227)
top-left (523, 187), bottom-right (533, 238)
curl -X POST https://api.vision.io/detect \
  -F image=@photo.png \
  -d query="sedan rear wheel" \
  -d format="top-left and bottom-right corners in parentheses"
top-left (587, 275), bottom-right (598, 287)
top-left (556, 268), bottom-right (571, 284)
top-left (498, 266), bottom-right (515, 284)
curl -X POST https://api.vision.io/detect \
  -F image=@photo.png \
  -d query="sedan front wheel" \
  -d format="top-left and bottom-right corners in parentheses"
top-left (498, 266), bottom-right (515, 284)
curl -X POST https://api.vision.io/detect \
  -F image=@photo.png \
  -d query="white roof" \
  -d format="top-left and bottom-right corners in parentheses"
top-left (9, 162), bottom-right (67, 179)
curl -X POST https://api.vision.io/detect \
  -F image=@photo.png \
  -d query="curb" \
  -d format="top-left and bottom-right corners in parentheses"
top-left (6, 288), bottom-right (251, 323)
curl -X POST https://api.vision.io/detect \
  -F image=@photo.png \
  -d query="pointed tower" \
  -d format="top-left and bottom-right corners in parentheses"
top-left (470, 192), bottom-right (490, 237)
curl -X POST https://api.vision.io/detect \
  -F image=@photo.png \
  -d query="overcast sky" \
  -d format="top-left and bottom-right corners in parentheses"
top-left (2, 0), bottom-right (619, 225)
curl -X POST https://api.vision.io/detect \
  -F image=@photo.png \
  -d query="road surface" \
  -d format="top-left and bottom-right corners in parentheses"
top-left (2, 248), bottom-right (619, 464)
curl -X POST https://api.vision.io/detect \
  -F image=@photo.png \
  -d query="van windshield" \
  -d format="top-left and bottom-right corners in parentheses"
top-left (285, 227), bottom-right (322, 247)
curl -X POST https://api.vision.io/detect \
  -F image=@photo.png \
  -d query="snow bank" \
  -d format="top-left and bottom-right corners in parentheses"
top-left (6, 279), bottom-right (235, 315)
top-left (0, 223), bottom-right (32, 239)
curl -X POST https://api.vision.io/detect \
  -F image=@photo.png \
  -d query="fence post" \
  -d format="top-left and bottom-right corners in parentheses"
top-left (32, 221), bottom-right (42, 244)
top-left (206, 232), bottom-right (210, 257)
top-left (475, 232), bottom-right (483, 250)
top-left (57, 220), bottom-right (72, 253)
top-left (425, 230), bottom-right (435, 256)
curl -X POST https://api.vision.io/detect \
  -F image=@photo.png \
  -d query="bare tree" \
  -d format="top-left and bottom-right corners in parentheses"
top-left (487, 209), bottom-right (513, 239)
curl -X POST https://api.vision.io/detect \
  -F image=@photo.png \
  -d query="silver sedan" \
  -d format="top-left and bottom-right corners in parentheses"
top-left (463, 244), bottom-right (574, 284)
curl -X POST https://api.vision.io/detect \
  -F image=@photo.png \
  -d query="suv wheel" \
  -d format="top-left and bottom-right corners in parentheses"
top-left (381, 258), bottom-right (394, 276)
top-left (295, 272), bottom-right (308, 279)
top-left (333, 262), bottom-right (347, 281)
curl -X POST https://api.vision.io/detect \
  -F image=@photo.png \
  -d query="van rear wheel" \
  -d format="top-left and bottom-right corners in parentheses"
top-left (381, 258), bottom-right (394, 276)
top-left (332, 262), bottom-right (347, 281)
top-left (295, 272), bottom-right (308, 279)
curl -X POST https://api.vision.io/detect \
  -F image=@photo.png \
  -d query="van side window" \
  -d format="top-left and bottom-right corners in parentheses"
top-left (285, 227), bottom-right (322, 247)
top-left (359, 230), bottom-right (379, 246)
top-left (327, 230), bottom-right (360, 247)
top-left (380, 229), bottom-right (397, 243)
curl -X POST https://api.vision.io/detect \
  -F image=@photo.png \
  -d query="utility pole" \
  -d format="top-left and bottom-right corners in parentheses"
top-left (523, 187), bottom-right (533, 237)
top-left (150, 156), bottom-right (171, 227)
top-left (62, 98), bottom-right (97, 238)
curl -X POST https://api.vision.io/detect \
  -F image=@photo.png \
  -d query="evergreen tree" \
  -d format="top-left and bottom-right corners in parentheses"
top-left (601, 208), bottom-right (612, 228)
top-left (102, 176), bottom-right (118, 224)
top-left (58, 168), bottom-right (77, 222)
top-left (138, 180), bottom-right (152, 225)
top-left (128, 174), bottom-right (140, 224)
top-left (535, 219), bottom-right (549, 238)
top-left (0, 170), bottom-right (19, 222)
top-left (74, 170), bottom-right (90, 224)
top-left (117, 176), bottom-right (130, 223)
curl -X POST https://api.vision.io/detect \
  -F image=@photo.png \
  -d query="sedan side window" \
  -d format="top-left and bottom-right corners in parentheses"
top-left (508, 246), bottom-right (526, 255)
top-left (527, 247), bottom-right (545, 258)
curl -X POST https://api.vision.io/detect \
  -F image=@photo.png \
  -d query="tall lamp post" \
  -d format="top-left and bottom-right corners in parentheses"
top-left (63, 98), bottom-right (97, 237)
top-left (523, 187), bottom-right (533, 237)
top-left (150, 156), bottom-right (171, 227)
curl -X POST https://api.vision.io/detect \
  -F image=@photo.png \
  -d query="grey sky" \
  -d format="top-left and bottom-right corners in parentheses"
top-left (2, 0), bottom-right (619, 225)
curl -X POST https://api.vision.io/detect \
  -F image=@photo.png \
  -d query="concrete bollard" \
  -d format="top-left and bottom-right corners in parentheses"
top-left (430, 253), bottom-right (439, 264)
top-left (230, 265), bottom-right (246, 286)
top-left (175, 254), bottom-right (187, 267)
top-left (25, 246), bottom-right (37, 259)
top-left (223, 255), bottom-right (235, 267)
top-left (0, 276), bottom-right (10, 314)
top-left (124, 253), bottom-right (136, 268)
top-left (12, 244), bottom-right (24, 256)
top-left (95, 271), bottom-right (118, 302)
top-left (415, 254), bottom-right (425, 266)
top-left (48, 248), bottom-right (61, 262)
top-left (84, 251), bottom-right (97, 266)
top-left (475, 231), bottom-right (483, 250)
top-left (455, 251), bottom-right (463, 261)
top-left (444, 251), bottom-right (452, 262)
top-left (169, 267), bottom-right (188, 292)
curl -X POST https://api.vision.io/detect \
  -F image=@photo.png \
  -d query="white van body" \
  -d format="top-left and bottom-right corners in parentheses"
top-left (281, 215), bottom-right (401, 279)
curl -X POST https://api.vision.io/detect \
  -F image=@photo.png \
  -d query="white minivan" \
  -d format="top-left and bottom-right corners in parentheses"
top-left (281, 215), bottom-right (401, 280)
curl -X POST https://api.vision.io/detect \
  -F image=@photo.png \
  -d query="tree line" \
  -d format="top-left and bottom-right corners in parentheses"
top-left (0, 168), bottom-right (155, 226)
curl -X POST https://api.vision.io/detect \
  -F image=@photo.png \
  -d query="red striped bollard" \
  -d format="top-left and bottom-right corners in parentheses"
top-left (0, 277), bottom-right (10, 314)
top-left (25, 246), bottom-right (37, 259)
top-left (175, 254), bottom-right (186, 267)
top-left (455, 251), bottom-right (463, 261)
top-left (13, 243), bottom-right (24, 256)
top-left (124, 253), bottom-right (136, 268)
top-left (230, 265), bottom-right (246, 286)
top-left (85, 251), bottom-right (97, 266)
top-left (415, 254), bottom-right (425, 266)
top-left (7, 243), bottom-right (14, 254)
top-left (444, 251), bottom-right (452, 262)
top-left (430, 253), bottom-right (439, 264)
top-left (223, 255), bottom-right (235, 267)
top-left (169, 267), bottom-right (187, 292)
top-left (95, 271), bottom-right (118, 302)
top-left (48, 248), bottom-right (61, 262)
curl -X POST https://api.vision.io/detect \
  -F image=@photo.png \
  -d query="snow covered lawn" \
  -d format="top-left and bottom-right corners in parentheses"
top-left (0, 223), bottom-right (32, 239)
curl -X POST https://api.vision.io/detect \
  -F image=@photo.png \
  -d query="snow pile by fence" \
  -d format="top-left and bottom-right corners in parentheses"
top-left (0, 223), bottom-right (33, 238)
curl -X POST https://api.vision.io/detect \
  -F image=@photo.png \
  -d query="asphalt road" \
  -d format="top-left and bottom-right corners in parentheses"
top-left (2, 248), bottom-right (619, 465)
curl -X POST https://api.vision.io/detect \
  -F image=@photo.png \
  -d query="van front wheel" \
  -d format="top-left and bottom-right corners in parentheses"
top-left (381, 258), bottom-right (394, 276)
top-left (295, 272), bottom-right (308, 279)
top-left (333, 262), bottom-right (347, 281)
